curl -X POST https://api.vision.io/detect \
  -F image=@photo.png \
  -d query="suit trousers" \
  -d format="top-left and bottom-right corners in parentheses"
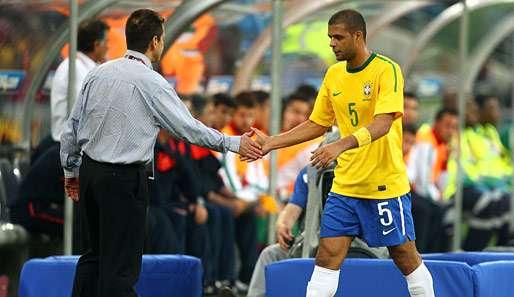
top-left (71, 155), bottom-right (148, 297)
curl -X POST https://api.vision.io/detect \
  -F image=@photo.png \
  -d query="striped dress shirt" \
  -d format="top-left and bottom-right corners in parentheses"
top-left (60, 50), bottom-right (240, 178)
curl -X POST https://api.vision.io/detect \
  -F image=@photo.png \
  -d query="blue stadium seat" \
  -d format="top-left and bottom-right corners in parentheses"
top-left (423, 252), bottom-right (514, 266)
top-left (473, 261), bottom-right (514, 297)
top-left (266, 258), bottom-right (474, 297)
top-left (19, 255), bottom-right (203, 297)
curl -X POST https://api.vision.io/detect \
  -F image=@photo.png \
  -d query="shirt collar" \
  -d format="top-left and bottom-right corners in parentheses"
top-left (77, 51), bottom-right (98, 70)
top-left (125, 50), bottom-right (153, 70)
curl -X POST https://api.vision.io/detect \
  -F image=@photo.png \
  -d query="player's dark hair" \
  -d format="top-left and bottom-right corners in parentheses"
top-left (78, 19), bottom-right (109, 53)
top-left (126, 9), bottom-right (165, 53)
top-left (234, 91), bottom-right (258, 109)
top-left (213, 93), bottom-right (236, 108)
top-left (435, 107), bottom-right (458, 121)
top-left (328, 9), bottom-right (367, 40)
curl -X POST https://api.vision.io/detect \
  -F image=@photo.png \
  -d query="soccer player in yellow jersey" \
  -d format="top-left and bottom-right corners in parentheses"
top-left (248, 9), bottom-right (435, 297)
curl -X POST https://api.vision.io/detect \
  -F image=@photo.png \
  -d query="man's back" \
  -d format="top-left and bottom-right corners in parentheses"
top-left (75, 56), bottom-right (162, 164)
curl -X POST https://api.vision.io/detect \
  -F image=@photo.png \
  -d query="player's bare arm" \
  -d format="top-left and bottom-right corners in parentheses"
top-left (240, 120), bottom-right (328, 161)
top-left (310, 113), bottom-right (395, 169)
top-left (257, 120), bottom-right (328, 154)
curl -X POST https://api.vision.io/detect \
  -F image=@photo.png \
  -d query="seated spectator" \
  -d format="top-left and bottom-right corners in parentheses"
top-left (445, 99), bottom-right (512, 250)
top-left (212, 93), bottom-right (236, 131)
top-left (10, 145), bottom-right (64, 237)
top-left (402, 124), bottom-right (417, 162)
top-left (220, 91), bottom-right (268, 202)
top-left (403, 92), bottom-right (419, 127)
top-left (476, 95), bottom-right (512, 173)
top-left (190, 94), bottom-right (258, 294)
top-left (269, 92), bottom-right (320, 200)
top-left (252, 90), bottom-right (270, 133)
top-left (406, 108), bottom-right (458, 252)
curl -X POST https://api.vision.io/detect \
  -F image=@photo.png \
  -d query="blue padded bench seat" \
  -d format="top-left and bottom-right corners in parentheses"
top-left (19, 255), bottom-right (202, 297)
top-left (265, 258), bottom-right (473, 297)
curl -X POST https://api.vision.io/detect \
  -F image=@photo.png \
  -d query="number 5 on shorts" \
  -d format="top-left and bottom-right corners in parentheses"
top-left (377, 202), bottom-right (393, 226)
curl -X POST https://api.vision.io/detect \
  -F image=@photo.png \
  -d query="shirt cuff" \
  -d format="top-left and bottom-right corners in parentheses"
top-left (226, 135), bottom-right (240, 153)
top-left (64, 168), bottom-right (79, 179)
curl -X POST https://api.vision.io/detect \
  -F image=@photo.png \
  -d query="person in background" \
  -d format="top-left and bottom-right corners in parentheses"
top-left (253, 90), bottom-right (270, 133)
top-left (407, 108), bottom-right (458, 252)
top-left (270, 93), bottom-right (320, 201)
top-left (51, 18), bottom-right (109, 143)
top-left (445, 100), bottom-right (511, 250)
top-left (402, 124), bottom-right (417, 161)
top-left (403, 92), bottom-right (419, 127)
top-left (476, 95), bottom-right (511, 168)
top-left (212, 93), bottom-right (237, 131)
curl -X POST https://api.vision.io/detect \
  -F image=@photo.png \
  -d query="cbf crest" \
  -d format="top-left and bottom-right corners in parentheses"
top-left (363, 81), bottom-right (373, 101)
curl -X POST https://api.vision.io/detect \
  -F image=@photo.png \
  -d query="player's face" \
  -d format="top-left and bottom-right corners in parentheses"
top-left (328, 24), bottom-right (358, 61)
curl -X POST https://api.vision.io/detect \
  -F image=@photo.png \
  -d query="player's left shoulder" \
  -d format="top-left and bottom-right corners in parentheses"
top-left (374, 53), bottom-right (402, 71)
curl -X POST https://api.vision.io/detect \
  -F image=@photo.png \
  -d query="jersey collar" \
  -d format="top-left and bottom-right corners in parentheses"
top-left (346, 52), bottom-right (376, 73)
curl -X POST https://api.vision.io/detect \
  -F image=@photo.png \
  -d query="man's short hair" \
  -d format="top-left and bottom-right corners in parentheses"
top-left (328, 9), bottom-right (367, 40)
top-left (213, 93), bottom-right (236, 108)
top-left (435, 107), bottom-right (458, 121)
top-left (125, 9), bottom-right (165, 53)
top-left (234, 91), bottom-right (258, 109)
top-left (78, 19), bottom-right (109, 53)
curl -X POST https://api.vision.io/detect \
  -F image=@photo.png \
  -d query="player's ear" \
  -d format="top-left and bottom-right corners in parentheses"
top-left (354, 30), bottom-right (363, 42)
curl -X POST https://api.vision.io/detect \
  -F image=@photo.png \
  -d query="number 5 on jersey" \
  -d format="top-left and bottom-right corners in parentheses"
top-left (348, 103), bottom-right (359, 126)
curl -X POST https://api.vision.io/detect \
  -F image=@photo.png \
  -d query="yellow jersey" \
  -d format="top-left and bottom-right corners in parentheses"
top-left (309, 53), bottom-right (410, 199)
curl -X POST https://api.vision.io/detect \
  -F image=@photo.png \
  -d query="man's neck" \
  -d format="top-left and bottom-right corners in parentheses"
top-left (143, 50), bottom-right (155, 63)
top-left (347, 48), bottom-right (371, 69)
top-left (84, 52), bottom-right (98, 63)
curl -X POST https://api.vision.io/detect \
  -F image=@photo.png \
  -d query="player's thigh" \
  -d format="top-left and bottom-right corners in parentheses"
top-left (316, 236), bottom-right (353, 270)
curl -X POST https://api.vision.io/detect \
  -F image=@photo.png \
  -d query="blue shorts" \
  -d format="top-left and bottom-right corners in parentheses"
top-left (320, 192), bottom-right (416, 247)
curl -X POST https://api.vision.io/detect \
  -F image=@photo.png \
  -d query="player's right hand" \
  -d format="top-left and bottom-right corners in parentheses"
top-left (276, 222), bottom-right (293, 251)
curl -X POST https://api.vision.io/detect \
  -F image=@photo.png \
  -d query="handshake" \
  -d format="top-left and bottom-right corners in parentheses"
top-left (237, 127), bottom-right (344, 169)
top-left (237, 127), bottom-right (271, 162)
